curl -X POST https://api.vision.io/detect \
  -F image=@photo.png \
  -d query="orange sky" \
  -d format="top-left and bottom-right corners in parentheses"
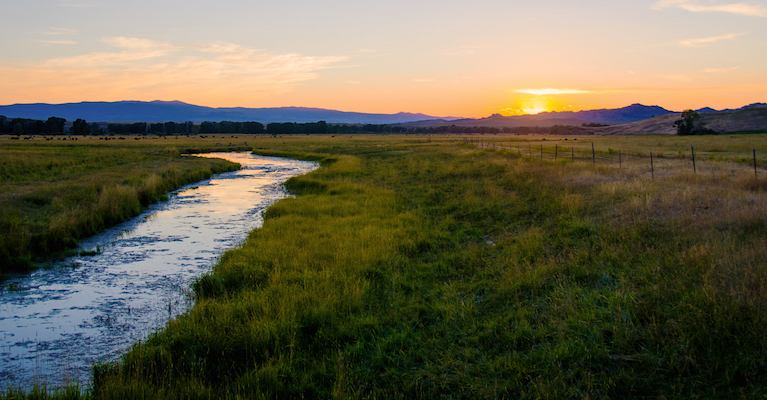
top-left (1, 0), bottom-right (765, 118)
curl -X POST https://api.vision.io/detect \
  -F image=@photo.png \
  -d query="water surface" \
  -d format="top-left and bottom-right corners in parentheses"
top-left (0, 153), bottom-right (317, 389)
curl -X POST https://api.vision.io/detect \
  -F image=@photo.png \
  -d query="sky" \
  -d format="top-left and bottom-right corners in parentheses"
top-left (1, 0), bottom-right (765, 118)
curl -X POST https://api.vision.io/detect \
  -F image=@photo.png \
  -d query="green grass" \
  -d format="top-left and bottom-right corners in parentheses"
top-left (4, 134), bottom-right (767, 398)
top-left (0, 136), bottom-right (241, 275)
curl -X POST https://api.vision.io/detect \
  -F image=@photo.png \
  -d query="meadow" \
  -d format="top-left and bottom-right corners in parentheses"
top-left (3, 133), bottom-right (767, 398)
top-left (0, 135), bottom-right (248, 275)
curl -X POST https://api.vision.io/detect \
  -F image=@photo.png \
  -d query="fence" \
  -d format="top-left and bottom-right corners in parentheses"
top-left (469, 138), bottom-right (765, 180)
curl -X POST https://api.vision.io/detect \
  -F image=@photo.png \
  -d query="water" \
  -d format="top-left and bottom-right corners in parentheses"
top-left (0, 153), bottom-right (317, 390)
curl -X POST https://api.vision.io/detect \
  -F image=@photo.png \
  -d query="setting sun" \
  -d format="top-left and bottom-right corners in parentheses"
top-left (517, 98), bottom-right (551, 115)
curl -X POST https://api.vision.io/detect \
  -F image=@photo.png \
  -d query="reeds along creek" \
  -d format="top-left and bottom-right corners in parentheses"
top-left (3, 133), bottom-right (767, 399)
top-left (0, 138), bottom-right (241, 275)
top-left (0, 151), bottom-right (318, 391)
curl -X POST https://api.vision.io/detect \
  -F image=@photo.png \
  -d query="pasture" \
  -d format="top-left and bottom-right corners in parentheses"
top-left (3, 132), bottom-right (767, 398)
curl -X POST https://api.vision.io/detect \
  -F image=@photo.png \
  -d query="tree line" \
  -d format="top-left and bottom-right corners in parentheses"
top-left (2, 115), bottom-right (605, 136)
top-left (0, 116), bottom-right (67, 135)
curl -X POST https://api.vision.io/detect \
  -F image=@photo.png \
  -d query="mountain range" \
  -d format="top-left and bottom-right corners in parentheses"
top-left (412, 103), bottom-right (767, 128)
top-left (1, 100), bottom-right (765, 126)
top-left (0, 100), bottom-right (462, 125)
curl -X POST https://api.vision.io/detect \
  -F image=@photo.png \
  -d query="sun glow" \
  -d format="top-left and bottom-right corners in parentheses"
top-left (517, 98), bottom-right (551, 115)
top-left (521, 106), bottom-right (548, 114)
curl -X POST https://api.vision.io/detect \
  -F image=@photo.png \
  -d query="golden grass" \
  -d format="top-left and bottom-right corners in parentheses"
top-left (3, 133), bottom-right (767, 398)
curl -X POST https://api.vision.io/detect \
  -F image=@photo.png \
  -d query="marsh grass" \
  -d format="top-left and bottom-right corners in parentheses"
top-left (493, 133), bottom-right (767, 179)
top-left (4, 134), bottom-right (767, 398)
top-left (0, 136), bottom-right (241, 275)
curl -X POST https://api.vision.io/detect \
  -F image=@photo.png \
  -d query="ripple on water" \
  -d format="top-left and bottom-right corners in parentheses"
top-left (0, 153), bottom-right (318, 390)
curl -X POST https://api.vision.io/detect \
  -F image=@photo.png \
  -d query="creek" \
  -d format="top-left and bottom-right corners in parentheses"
top-left (0, 153), bottom-right (317, 390)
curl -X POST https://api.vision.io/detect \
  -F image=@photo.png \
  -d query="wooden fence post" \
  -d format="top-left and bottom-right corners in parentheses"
top-left (755, 148), bottom-right (758, 178)
top-left (692, 145), bottom-right (696, 174)
top-left (592, 143), bottom-right (595, 165)
top-left (555, 145), bottom-right (558, 160)
top-left (651, 151), bottom-right (654, 179)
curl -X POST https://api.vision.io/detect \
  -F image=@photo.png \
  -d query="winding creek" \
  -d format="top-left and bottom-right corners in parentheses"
top-left (0, 153), bottom-right (318, 390)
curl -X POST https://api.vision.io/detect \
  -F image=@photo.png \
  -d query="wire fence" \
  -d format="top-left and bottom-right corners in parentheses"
top-left (468, 138), bottom-right (765, 180)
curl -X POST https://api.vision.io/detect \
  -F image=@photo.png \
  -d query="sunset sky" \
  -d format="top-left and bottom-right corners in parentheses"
top-left (1, 0), bottom-right (766, 118)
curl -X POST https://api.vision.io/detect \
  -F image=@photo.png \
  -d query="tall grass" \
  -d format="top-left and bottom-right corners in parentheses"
top-left (0, 137), bottom-right (240, 274)
top-left (3, 134), bottom-right (767, 398)
top-left (84, 136), bottom-right (767, 398)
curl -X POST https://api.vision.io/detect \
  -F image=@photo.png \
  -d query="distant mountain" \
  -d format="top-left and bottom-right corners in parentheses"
top-left (0, 100), bottom-right (462, 124)
top-left (404, 103), bottom-right (676, 128)
top-left (534, 103), bottom-right (675, 124)
top-left (403, 103), bottom-right (766, 129)
top-left (695, 107), bottom-right (719, 113)
top-left (597, 105), bottom-right (767, 135)
top-left (696, 103), bottom-right (767, 113)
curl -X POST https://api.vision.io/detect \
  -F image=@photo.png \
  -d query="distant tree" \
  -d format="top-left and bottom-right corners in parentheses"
top-left (45, 117), bottom-right (66, 134)
top-left (90, 122), bottom-right (104, 135)
top-left (13, 122), bottom-right (23, 136)
top-left (673, 110), bottom-right (699, 135)
top-left (164, 122), bottom-right (178, 134)
top-left (149, 123), bottom-right (164, 134)
top-left (71, 118), bottom-right (91, 135)
top-left (129, 122), bottom-right (147, 134)
top-left (241, 121), bottom-right (264, 134)
top-left (673, 110), bottom-right (717, 135)
top-left (200, 121), bottom-right (218, 133)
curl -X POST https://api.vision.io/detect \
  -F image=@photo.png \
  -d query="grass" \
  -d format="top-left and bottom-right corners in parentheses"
top-left (0, 135), bottom-right (244, 275)
top-left (3, 133), bottom-right (767, 398)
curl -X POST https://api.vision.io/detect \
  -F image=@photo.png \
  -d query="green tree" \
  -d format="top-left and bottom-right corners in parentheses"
top-left (45, 116), bottom-right (66, 134)
top-left (673, 110), bottom-right (716, 135)
top-left (71, 118), bottom-right (92, 135)
top-left (673, 110), bottom-right (699, 135)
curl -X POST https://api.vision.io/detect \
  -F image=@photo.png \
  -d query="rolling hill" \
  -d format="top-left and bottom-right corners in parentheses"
top-left (0, 100), bottom-right (461, 124)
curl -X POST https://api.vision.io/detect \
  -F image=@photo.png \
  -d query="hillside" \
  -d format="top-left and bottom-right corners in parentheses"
top-left (0, 101), bottom-right (460, 124)
top-left (599, 106), bottom-right (767, 135)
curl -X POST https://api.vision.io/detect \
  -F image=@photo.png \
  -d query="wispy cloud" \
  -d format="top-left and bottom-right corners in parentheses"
top-left (514, 88), bottom-right (590, 95)
top-left (0, 38), bottom-right (348, 106)
top-left (39, 28), bottom-right (79, 36)
top-left (198, 41), bottom-right (250, 53)
top-left (102, 37), bottom-right (178, 51)
top-left (702, 66), bottom-right (740, 72)
top-left (38, 40), bottom-right (77, 45)
top-left (653, 0), bottom-right (767, 16)
top-left (678, 32), bottom-right (745, 47)
top-left (45, 37), bottom-right (178, 68)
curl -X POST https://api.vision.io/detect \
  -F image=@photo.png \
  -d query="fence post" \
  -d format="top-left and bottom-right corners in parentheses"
top-left (619, 149), bottom-right (622, 170)
top-left (592, 143), bottom-right (595, 165)
top-left (691, 145), bottom-right (696, 174)
top-left (755, 147), bottom-right (758, 178)
top-left (651, 151), bottom-right (654, 179)
top-left (540, 145), bottom-right (543, 160)
top-left (555, 145), bottom-right (558, 160)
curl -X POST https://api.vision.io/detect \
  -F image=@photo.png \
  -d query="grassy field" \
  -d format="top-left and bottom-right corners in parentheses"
top-left (3, 133), bottom-right (767, 398)
top-left (0, 135), bottom-right (251, 275)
